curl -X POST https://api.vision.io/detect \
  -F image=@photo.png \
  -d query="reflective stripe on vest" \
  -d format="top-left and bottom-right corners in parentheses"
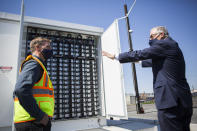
top-left (33, 89), bottom-right (53, 95)
top-left (14, 55), bottom-right (54, 123)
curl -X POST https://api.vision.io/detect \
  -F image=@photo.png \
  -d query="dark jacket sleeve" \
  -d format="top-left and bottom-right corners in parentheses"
top-left (14, 60), bottom-right (45, 121)
top-left (142, 59), bottom-right (152, 67)
top-left (118, 42), bottom-right (168, 63)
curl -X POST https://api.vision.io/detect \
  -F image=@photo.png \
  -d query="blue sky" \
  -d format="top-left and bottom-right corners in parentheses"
top-left (0, 0), bottom-right (197, 94)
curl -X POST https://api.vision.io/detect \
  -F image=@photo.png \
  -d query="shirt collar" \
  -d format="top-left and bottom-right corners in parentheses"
top-left (32, 55), bottom-right (46, 66)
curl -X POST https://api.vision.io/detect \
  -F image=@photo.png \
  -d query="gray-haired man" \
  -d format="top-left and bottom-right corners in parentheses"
top-left (103, 26), bottom-right (193, 131)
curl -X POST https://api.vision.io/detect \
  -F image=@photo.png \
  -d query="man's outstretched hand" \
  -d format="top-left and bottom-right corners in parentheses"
top-left (102, 51), bottom-right (115, 60)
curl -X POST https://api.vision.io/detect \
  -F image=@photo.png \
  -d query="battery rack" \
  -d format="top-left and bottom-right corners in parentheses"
top-left (25, 27), bottom-right (100, 120)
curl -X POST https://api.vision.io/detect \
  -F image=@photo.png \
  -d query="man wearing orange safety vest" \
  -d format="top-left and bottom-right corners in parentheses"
top-left (14, 37), bottom-right (54, 131)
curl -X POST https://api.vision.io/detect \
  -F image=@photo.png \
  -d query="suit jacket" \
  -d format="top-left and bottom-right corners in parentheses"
top-left (118, 37), bottom-right (192, 109)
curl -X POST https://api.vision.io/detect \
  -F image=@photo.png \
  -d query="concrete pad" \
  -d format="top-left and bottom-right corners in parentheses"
top-left (103, 126), bottom-right (132, 131)
top-left (108, 121), bottom-right (158, 131)
top-left (191, 124), bottom-right (197, 131)
top-left (79, 128), bottom-right (108, 131)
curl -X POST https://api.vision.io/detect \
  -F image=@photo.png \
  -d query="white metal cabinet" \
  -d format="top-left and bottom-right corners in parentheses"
top-left (0, 12), bottom-right (128, 130)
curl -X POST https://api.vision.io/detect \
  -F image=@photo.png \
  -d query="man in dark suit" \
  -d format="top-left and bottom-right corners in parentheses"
top-left (102, 26), bottom-right (193, 131)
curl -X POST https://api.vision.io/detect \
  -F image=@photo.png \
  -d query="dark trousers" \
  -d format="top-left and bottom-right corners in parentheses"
top-left (158, 104), bottom-right (193, 131)
top-left (15, 120), bottom-right (51, 131)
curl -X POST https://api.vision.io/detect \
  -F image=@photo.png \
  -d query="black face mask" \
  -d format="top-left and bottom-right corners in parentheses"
top-left (149, 39), bottom-right (158, 46)
top-left (41, 49), bottom-right (53, 60)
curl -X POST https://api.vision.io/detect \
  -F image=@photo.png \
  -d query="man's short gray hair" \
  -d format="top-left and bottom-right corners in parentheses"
top-left (150, 26), bottom-right (169, 37)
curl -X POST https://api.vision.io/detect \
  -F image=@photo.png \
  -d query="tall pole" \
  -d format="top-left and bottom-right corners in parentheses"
top-left (17, 0), bottom-right (25, 79)
top-left (12, 1), bottom-right (25, 131)
top-left (123, 4), bottom-right (143, 114)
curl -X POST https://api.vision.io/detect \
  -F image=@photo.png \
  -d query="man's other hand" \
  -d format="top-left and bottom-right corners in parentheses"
top-left (39, 114), bottom-right (49, 126)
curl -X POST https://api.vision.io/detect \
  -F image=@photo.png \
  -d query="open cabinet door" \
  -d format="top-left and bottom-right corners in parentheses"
top-left (101, 20), bottom-right (128, 120)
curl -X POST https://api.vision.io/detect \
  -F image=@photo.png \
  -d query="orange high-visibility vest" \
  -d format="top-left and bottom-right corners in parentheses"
top-left (14, 55), bottom-right (54, 123)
